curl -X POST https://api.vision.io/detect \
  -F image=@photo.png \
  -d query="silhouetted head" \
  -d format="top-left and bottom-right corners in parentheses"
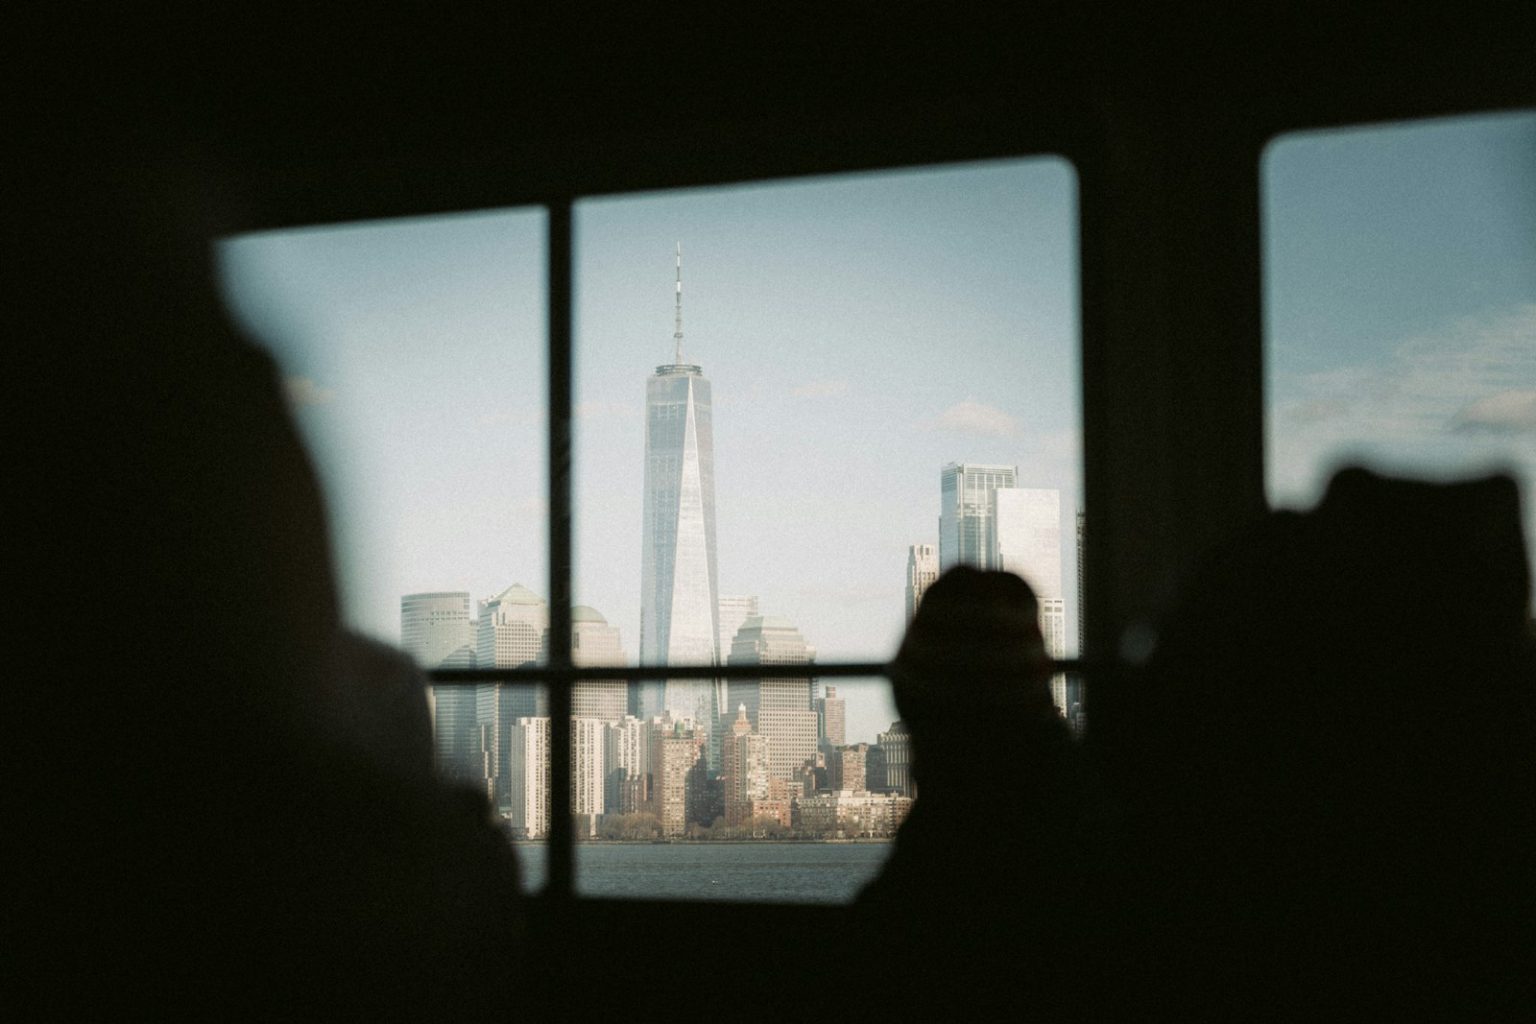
top-left (892, 567), bottom-right (1055, 738)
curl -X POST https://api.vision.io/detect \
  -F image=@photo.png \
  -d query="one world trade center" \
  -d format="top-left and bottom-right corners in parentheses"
top-left (639, 244), bottom-right (721, 736)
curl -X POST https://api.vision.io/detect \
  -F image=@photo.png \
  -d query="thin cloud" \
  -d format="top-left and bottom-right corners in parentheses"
top-left (792, 379), bottom-right (849, 399)
top-left (1454, 388), bottom-right (1536, 433)
top-left (1269, 303), bottom-right (1536, 502)
top-left (283, 375), bottom-right (335, 407)
top-left (925, 399), bottom-right (1020, 438)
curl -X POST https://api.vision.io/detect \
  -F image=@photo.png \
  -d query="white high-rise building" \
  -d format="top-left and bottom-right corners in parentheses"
top-left (476, 583), bottom-right (548, 810)
top-left (727, 616), bottom-right (819, 781)
top-left (507, 716), bottom-right (609, 839)
top-left (508, 716), bottom-right (551, 839)
top-left (905, 543), bottom-right (939, 621)
top-left (570, 717), bottom-right (607, 836)
top-left (401, 592), bottom-right (478, 783)
top-left (939, 463), bottom-right (1018, 570)
top-left (992, 487), bottom-right (1065, 658)
top-left (639, 245), bottom-right (721, 743)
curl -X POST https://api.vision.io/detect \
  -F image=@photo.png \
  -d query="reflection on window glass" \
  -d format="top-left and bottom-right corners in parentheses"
top-left (573, 157), bottom-right (1082, 752)
top-left (1263, 111), bottom-right (1536, 581)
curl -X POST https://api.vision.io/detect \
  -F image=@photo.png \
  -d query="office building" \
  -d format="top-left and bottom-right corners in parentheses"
top-left (717, 595), bottom-right (760, 666)
top-left (638, 246), bottom-right (721, 740)
top-left (905, 543), bottom-right (939, 621)
top-left (830, 743), bottom-right (868, 793)
top-left (876, 721), bottom-right (914, 798)
top-left (992, 487), bottom-right (1065, 658)
top-left (727, 616), bottom-right (819, 781)
top-left (570, 605), bottom-right (627, 721)
top-left (476, 583), bottom-right (548, 810)
top-left (939, 463), bottom-right (1017, 570)
top-left (401, 591), bottom-right (478, 783)
top-left (815, 684), bottom-right (846, 749)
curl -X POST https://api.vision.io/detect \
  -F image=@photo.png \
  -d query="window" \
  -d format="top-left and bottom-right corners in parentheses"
top-left (1263, 110), bottom-right (1536, 573)
top-left (218, 156), bottom-right (1084, 903)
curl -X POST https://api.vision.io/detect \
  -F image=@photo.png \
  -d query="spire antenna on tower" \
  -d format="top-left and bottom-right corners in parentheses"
top-left (673, 242), bottom-right (684, 364)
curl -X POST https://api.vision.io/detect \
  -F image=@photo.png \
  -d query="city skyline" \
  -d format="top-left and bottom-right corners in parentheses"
top-left (215, 112), bottom-right (1535, 751)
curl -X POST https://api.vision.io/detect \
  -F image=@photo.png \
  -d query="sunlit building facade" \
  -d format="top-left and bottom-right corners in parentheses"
top-left (508, 716), bottom-right (551, 839)
top-left (727, 615), bottom-right (819, 781)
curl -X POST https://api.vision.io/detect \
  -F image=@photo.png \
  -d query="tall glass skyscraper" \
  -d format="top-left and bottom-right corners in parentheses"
top-left (639, 245), bottom-right (721, 732)
top-left (401, 592), bottom-right (478, 783)
top-left (939, 462), bottom-right (1018, 570)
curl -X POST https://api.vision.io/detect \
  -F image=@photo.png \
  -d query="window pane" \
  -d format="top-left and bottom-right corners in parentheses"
top-left (572, 157), bottom-right (1083, 684)
top-left (1263, 111), bottom-right (1536, 589)
top-left (217, 209), bottom-right (550, 795)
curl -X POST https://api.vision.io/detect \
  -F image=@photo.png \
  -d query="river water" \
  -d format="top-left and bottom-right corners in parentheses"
top-left (516, 842), bottom-right (894, 903)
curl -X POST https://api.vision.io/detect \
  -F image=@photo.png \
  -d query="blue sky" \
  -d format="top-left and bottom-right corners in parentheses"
top-left (1264, 110), bottom-right (1536, 555)
top-left (219, 157), bottom-right (1081, 743)
top-left (217, 113), bottom-right (1534, 742)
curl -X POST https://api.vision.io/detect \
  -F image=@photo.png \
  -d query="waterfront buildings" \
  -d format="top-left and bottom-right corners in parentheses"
top-left (604, 715), bottom-right (650, 816)
top-left (905, 543), bottom-right (939, 621)
top-left (639, 246), bottom-right (721, 739)
top-left (720, 705), bottom-right (771, 826)
top-left (646, 715), bottom-right (708, 836)
top-left (727, 615), bottom-right (820, 782)
top-left (939, 463), bottom-right (1017, 570)
top-left (508, 716), bottom-right (551, 839)
top-left (401, 591), bottom-right (478, 782)
top-left (796, 790), bottom-right (914, 837)
top-left (571, 717), bottom-right (608, 836)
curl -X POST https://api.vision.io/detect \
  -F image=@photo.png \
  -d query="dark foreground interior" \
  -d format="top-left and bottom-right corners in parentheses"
top-left (12, 6), bottom-right (1535, 1018)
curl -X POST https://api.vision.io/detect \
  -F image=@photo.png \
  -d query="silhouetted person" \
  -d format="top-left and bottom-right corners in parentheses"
top-left (856, 567), bottom-right (1108, 1016)
top-left (1092, 468), bottom-right (1536, 1018)
top-left (10, 134), bottom-right (524, 1016)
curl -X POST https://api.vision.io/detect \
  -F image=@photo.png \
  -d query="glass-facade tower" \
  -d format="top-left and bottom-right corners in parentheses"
top-left (939, 462), bottom-right (1018, 570)
top-left (639, 247), bottom-right (721, 734)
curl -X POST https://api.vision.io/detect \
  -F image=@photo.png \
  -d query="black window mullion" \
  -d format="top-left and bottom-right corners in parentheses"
top-left (545, 200), bottom-right (575, 901)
